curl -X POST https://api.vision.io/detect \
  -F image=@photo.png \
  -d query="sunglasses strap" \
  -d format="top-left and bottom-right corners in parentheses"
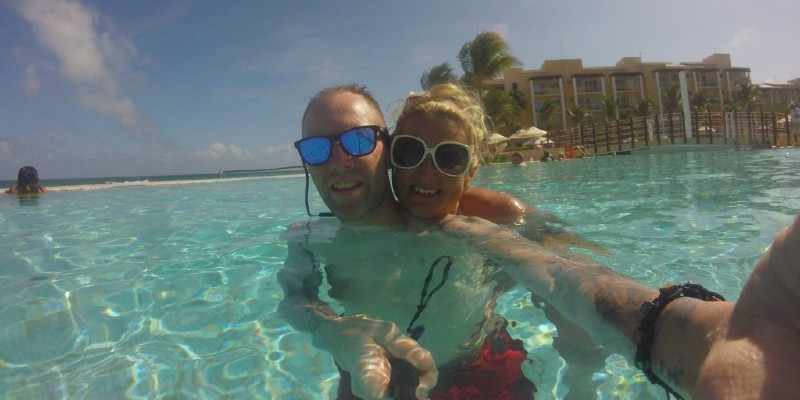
top-left (302, 164), bottom-right (334, 218)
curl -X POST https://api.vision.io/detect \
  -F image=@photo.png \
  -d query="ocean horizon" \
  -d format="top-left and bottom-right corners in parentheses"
top-left (1, 166), bottom-right (305, 191)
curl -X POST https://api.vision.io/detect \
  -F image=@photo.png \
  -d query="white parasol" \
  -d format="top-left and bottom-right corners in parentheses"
top-left (509, 126), bottom-right (548, 140)
top-left (487, 133), bottom-right (509, 144)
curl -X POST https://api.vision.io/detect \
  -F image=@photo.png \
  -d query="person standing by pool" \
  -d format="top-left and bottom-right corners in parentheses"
top-left (5, 166), bottom-right (46, 195)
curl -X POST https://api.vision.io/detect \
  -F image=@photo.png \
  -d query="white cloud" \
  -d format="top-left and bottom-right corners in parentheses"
top-left (257, 142), bottom-right (303, 167)
top-left (195, 142), bottom-right (254, 161)
top-left (728, 27), bottom-right (755, 50)
top-left (10, 0), bottom-right (156, 146)
top-left (14, 0), bottom-right (117, 91)
top-left (257, 142), bottom-right (295, 158)
top-left (191, 141), bottom-right (301, 170)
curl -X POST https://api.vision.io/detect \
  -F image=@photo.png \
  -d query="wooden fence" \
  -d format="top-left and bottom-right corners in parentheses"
top-left (545, 111), bottom-right (797, 155)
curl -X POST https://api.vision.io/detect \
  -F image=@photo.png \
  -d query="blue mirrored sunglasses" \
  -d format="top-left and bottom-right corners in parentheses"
top-left (294, 125), bottom-right (388, 166)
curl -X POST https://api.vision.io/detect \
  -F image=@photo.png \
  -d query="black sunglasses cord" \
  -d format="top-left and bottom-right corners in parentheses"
top-left (303, 164), bottom-right (334, 218)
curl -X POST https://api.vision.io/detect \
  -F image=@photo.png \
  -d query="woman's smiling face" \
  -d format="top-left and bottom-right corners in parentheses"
top-left (393, 115), bottom-right (476, 221)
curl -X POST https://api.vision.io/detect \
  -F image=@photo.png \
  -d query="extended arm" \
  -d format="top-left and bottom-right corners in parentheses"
top-left (438, 214), bottom-right (800, 399)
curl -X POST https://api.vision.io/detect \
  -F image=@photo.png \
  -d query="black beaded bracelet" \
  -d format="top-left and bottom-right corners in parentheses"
top-left (635, 282), bottom-right (725, 400)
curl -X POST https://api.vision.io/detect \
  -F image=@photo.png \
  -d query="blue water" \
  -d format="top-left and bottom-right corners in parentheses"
top-left (1, 148), bottom-right (798, 399)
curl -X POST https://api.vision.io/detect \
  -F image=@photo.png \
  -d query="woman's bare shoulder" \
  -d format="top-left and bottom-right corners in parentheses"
top-left (460, 187), bottom-right (528, 224)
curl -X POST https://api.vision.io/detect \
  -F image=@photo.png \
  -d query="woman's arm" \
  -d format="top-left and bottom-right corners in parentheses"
top-left (459, 186), bottom-right (528, 224)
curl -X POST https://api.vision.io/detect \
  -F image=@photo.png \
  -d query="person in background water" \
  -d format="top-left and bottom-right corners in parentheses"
top-left (6, 166), bottom-right (46, 195)
top-left (510, 152), bottom-right (527, 166)
top-left (539, 151), bottom-right (552, 162)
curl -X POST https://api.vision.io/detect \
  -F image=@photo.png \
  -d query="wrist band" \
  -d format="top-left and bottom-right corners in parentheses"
top-left (635, 282), bottom-right (725, 400)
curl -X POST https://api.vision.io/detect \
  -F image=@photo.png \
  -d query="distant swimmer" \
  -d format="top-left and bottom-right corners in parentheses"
top-left (6, 166), bottom-right (46, 195)
top-left (510, 152), bottom-right (527, 166)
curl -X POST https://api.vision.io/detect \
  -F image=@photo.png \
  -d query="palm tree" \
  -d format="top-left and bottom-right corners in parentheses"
top-left (661, 83), bottom-right (682, 114)
top-left (731, 79), bottom-right (761, 144)
top-left (458, 31), bottom-right (521, 104)
top-left (420, 63), bottom-right (458, 91)
top-left (601, 96), bottom-right (618, 122)
top-left (483, 88), bottom-right (522, 135)
top-left (661, 83), bottom-right (682, 140)
top-left (537, 99), bottom-right (559, 144)
top-left (599, 96), bottom-right (618, 148)
top-left (509, 86), bottom-right (527, 111)
top-left (690, 90), bottom-right (715, 136)
top-left (568, 105), bottom-right (589, 146)
top-left (731, 79), bottom-right (761, 112)
top-left (537, 99), bottom-right (559, 130)
top-left (690, 90), bottom-right (714, 114)
top-left (632, 98), bottom-right (656, 139)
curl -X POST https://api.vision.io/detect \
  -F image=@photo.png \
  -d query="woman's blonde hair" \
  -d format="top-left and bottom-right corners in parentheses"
top-left (393, 83), bottom-right (488, 166)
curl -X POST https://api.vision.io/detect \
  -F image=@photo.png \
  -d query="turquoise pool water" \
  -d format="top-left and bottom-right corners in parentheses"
top-left (1, 148), bottom-right (798, 399)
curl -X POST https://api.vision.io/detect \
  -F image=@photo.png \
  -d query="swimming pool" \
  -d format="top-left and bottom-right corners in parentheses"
top-left (1, 148), bottom-right (798, 399)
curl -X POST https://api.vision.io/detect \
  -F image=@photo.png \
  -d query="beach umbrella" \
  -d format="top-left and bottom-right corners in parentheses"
top-left (488, 133), bottom-right (509, 144)
top-left (534, 136), bottom-right (554, 145)
top-left (509, 126), bottom-right (547, 140)
top-left (526, 126), bottom-right (548, 138)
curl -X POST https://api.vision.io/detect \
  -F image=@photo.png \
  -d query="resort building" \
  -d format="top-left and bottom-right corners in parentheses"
top-left (490, 53), bottom-right (800, 132)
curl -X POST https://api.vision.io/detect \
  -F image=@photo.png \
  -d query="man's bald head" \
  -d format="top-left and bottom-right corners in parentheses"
top-left (298, 84), bottom-right (395, 224)
top-left (302, 84), bottom-right (384, 129)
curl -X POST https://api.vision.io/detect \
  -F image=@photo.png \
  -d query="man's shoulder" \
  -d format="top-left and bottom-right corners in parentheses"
top-left (281, 219), bottom-right (341, 242)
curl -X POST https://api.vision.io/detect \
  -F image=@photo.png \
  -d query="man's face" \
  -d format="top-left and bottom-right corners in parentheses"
top-left (301, 92), bottom-right (392, 223)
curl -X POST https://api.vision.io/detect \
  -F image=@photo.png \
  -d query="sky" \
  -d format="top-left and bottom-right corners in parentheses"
top-left (1, 0), bottom-right (798, 179)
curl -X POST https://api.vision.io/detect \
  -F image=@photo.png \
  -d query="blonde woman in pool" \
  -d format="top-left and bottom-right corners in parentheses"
top-left (393, 84), bottom-right (800, 399)
top-left (390, 83), bottom-right (605, 399)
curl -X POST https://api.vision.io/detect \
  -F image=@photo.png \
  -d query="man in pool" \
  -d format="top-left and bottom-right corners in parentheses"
top-left (279, 84), bottom-right (800, 399)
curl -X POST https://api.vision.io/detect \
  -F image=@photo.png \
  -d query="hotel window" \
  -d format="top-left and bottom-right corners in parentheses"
top-left (585, 81), bottom-right (599, 92)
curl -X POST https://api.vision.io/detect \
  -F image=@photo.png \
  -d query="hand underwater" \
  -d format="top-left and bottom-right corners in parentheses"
top-left (312, 315), bottom-right (437, 399)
